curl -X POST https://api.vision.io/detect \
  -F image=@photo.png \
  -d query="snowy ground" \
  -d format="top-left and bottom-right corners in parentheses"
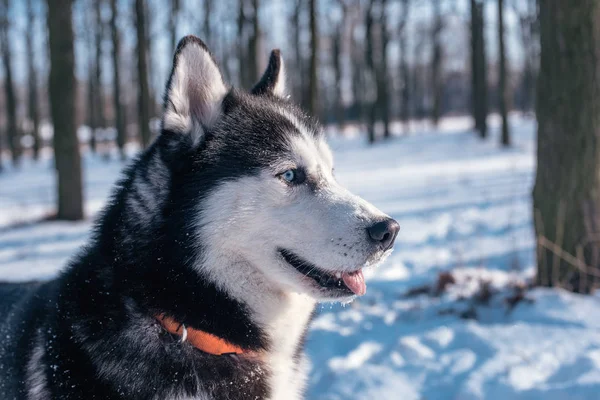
top-left (2, 115), bottom-right (600, 399)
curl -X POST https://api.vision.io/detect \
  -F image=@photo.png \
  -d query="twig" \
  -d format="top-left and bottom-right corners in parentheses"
top-left (538, 236), bottom-right (600, 278)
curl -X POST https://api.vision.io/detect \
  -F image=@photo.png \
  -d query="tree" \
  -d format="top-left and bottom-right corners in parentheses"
top-left (1, 0), bottom-right (20, 165)
top-left (26, 0), bottom-right (41, 160)
top-left (470, 0), bottom-right (488, 138)
top-left (365, 0), bottom-right (376, 143)
top-left (513, 0), bottom-right (538, 114)
top-left (498, 0), bottom-right (510, 146)
top-left (332, 17), bottom-right (343, 126)
top-left (203, 0), bottom-right (213, 46)
top-left (249, 0), bottom-right (260, 83)
top-left (47, 0), bottom-right (84, 220)
top-left (431, 0), bottom-right (443, 127)
top-left (85, 0), bottom-right (101, 154)
top-left (332, 0), bottom-right (349, 127)
top-left (169, 0), bottom-right (180, 54)
top-left (308, 0), bottom-right (319, 115)
top-left (237, 0), bottom-right (247, 87)
top-left (534, 1), bottom-right (600, 292)
top-left (93, 0), bottom-right (106, 153)
top-left (290, 0), bottom-right (304, 107)
top-left (110, 0), bottom-right (126, 159)
top-left (398, 0), bottom-right (411, 135)
top-left (135, 0), bottom-right (151, 148)
top-left (377, 0), bottom-right (390, 138)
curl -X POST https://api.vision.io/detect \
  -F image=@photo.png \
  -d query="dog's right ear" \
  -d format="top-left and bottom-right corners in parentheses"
top-left (251, 49), bottom-right (286, 98)
top-left (162, 36), bottom-right (227, 139)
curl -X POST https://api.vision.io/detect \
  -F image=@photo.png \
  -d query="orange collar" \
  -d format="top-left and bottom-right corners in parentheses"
top-left (157, 314), bottom-right (248, 356)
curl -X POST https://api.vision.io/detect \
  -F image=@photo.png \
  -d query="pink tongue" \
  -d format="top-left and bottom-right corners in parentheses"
top-left (342, 270), bottom-right (366, 296)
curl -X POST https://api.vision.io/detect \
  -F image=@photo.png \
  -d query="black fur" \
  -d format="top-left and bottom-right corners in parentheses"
top-left (0, 37), bottom-right (322, 399)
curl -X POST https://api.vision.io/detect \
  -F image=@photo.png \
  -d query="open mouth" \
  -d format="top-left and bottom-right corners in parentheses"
top-left (279, 249), bottom-right (366, 296)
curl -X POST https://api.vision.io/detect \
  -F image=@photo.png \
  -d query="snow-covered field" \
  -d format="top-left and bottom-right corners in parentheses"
top-left (2, 115), bottom-right (600, 399)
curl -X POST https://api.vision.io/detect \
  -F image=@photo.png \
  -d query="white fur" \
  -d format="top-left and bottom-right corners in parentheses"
top-left (26, 331), bottom-right (49, 400)
top-left (193, 117), bottom-right (391, 399)
top-left (163, 42), bottom-right (227, 140)
top-left (272, 56), bottom-right (286, 98)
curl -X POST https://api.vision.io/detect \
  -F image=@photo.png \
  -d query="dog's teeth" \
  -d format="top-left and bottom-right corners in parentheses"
top-left (335, 272), bottom-right (341, 279)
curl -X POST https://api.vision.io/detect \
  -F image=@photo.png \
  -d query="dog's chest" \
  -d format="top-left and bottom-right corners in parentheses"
top-left (263, 293), bottom-right (315, 400)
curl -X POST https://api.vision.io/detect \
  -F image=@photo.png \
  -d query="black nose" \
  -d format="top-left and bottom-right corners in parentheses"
top-left (367, 219), bottom-right (400, 251)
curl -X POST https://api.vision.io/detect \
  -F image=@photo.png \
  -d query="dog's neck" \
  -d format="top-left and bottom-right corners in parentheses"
top-left (198, 256), bottom-right (316, 352)
top-left (197, 257), bottom-right (316, 399)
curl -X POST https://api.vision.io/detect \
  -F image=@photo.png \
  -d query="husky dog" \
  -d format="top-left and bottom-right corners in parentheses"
top-left (0, 36), bottom-right (399, 400)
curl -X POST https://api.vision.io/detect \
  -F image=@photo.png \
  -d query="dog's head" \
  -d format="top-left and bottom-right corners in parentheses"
top-left (159, 36), bottom-right (398, 302)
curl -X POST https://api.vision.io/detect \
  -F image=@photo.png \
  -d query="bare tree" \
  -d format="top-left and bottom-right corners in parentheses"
top-left (135, 0), bottom-right (151, 148)
top-left (378, 0), bottom-right (390, 138)
top-left (169, 0), bottom-right (180, 55)
top-left (249, 0), bottom-right (260, 83)
top-left (513, 0), bottom-right (537, 114)
top-left (350, 4), bottom-right (364, 122)
top-left (86, 14), bottom-right (97, 153)
top-left (85, 0), bottom-right (104, 154)
top-left (308, 0), bottom-right (319, 115)
top-left (431, 0), bottom-right (443, 127)
top-left (203, 0), bottom-right (213, 46)
top-left (332, 1), bottom-right (349, 127)
top-left (94, 0), bottom-right (106, 145)
top-left (534, 0), bottom-right (600, 292)
top-left (470, 0), bottom-right (488, 138)
top-left (290, 0), bottom-right (304, 106)
top-left (498, 0), bottom-right (510, 146)
top-left (110, 0), bottom-right (126, 159)
top-left (237, 0), bottom-right (247, 87)
top-left (47, 0), bottom-right (84, 220)
top-left (1, 0), bottom-right (20, 165)
top-left (365, 0), bottom-right (376, 143)
top-left (399, 0), bottom-right (411, 134)
top-left (26, 0), bottom-right (41, 160)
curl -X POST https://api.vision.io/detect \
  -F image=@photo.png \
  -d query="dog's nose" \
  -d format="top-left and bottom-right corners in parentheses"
top-left (367, 219), bottom-right (400, 251)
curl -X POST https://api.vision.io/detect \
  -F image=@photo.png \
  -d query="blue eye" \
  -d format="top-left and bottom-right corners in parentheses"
top-left (282, 170), bottom-right (295, 182)
top-left (280, 168), bottom-right (306, 185)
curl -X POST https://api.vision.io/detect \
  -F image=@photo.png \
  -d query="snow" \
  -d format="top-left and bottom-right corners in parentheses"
top-left (2, 114), bottom-right (600, 399)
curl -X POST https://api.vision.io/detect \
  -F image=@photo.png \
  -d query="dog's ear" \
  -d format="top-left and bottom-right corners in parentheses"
top-left (251, 49), bottom-right (286, 98)
top-left (162, 35), bottom-right (227, 138)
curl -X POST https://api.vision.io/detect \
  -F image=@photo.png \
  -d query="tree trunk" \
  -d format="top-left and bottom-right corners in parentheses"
top-left (110, 0), bottom-right (126, 160)
top-left (47, 0), bottom-right (84, 221)
top-left (431, 0), bottom-right (443, 127)
top-left (399, 0), bottom-right (410, 135)
top-left (94, 0), bottom-right (106, 135)
top-left (350, 14), bottom-right (363, 123)
top-left (470, 0), bottom-right (488, 138)
top-left (26, 0), bottom-right (40, 160)
top-left (498, 0), bottom-right (510, 146)
top-left (333, 18), bottom-right (344, 127)
top-left (379, 0), bottom-right (390, 138)
top-left (237, 0), bottom-right (247, 87)
top-left (291, 0), bottom-right (304, 107)
top-left (204, 0), bottom-right (213, 45)
top-left (135, 0), bottom-right (151, 148)
top-left (1, 0), bottom-right (20, 166)
top-left (87, 57), bottom-right (97, 153)
top-left (248, 0), bottom-right (260, 83)
top-left (365, 0), bottom-right (376, 143)
top-left (308, 0), bottom-right (319, 116)
top-left (534, 0), bottom-right (600, 292)
top-left (170, 0), bottom-right (180, 55)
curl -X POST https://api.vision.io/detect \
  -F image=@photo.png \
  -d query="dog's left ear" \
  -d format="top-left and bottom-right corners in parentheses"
top-left (251, 49), bottom-right (287, 98)
top-left (162, 35), bottom-right (228, 138)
